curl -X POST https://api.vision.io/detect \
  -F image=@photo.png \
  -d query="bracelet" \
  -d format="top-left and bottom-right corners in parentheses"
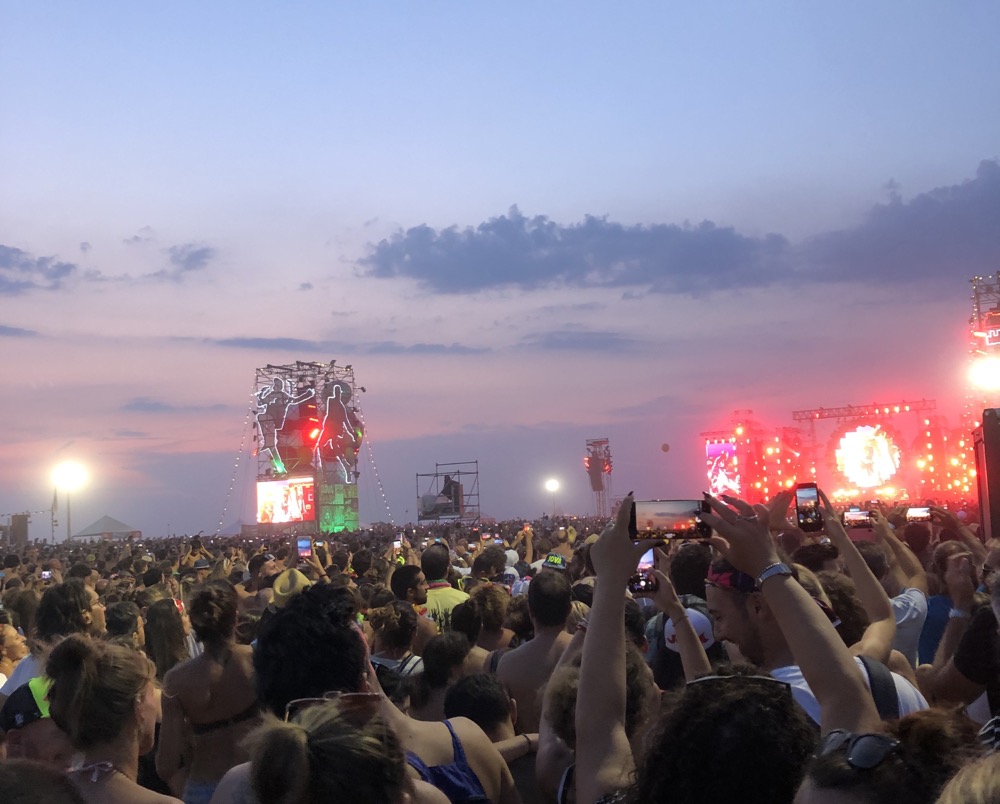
top-left (576, 617), bottom-right (589, 633)
top-left (948, 607), bottom-right (971, 620)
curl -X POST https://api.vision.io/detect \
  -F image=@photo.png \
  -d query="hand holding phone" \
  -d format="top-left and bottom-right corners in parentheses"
top-left (296, 537), bottom-right (313, 559)
top-left (627, 571), bottom-right (658, 595)
top-left (794, 483), bottom-right (823, 533)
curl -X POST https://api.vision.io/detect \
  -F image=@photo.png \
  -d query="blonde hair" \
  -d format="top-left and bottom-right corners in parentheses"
top-left (247, 702), bottom-right (411, 804)
top-left (935, 751), bottom-right (1000, 804)
top-left (565, 600), bottom-right (590, 633)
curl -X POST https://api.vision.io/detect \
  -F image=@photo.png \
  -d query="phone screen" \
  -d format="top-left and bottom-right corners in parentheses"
top-left (842, 510), bottom-right (873, 528)
top-left (393, 539), bottom-right (402, 549)
top-left (906, 507), bottom-right (931, 522)
top-left (296, 538), bottom-right (312, 559)
top-left (631, 500), bottom-right (711, 540)
top-left (627, 571), bottom-right (658, 595)
top-left (638, 548), bottom-right (654, 569)
top-left (795, 484), bottom-right (822, 532)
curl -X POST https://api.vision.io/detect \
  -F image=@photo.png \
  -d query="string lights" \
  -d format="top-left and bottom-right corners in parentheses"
top-left (353, 400), bottom-right (394, 524)
top-left (215, 384), bottom-right (257, 536)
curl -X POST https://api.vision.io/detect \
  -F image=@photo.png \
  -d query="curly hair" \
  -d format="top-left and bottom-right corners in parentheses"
top-left (805, 707), bottom-right (981, 804)
top-left (631, 665), bottom-right (817, 804)
top-left (471, 583), bottom-right (509, 633)
top-left (367, 600), bottom-right (418, 652)
top-left (816, 570), bottom-right (871, 648)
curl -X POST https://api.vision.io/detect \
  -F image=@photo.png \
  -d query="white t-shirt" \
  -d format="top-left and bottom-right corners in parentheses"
top-left (0, 654), bottom-right (40, 697)
top-left (891, 587), bottom-right (928, 667)
top-left (770, 657), bottom-right (928, 725)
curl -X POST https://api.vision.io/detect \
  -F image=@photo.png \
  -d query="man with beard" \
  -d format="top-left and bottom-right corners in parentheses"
top-left (390, 564), bottom-right (437, 653)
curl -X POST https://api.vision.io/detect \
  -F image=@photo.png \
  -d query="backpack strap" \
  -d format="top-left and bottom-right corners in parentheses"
top-left (858, 655), bottom-right (900, 720)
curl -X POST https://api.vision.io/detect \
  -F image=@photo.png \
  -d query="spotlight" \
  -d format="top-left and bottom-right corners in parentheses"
top-left (969, 357), bottom-right (1000, 390)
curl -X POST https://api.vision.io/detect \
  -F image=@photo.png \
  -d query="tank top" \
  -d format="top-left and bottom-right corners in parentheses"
top-left (405, 720), bottom-right (490, 803)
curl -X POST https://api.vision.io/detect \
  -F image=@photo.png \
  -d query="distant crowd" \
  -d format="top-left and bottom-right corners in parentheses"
top-left (1, 494), bottom-right (999, 803)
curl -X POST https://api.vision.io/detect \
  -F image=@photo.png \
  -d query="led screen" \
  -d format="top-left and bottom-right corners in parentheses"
top-left (257, 477), bottom-right (316, 523)
top-left (835, 425), bottom-right (900, 489)
top-left (706, 442), bottom-right (741, 496)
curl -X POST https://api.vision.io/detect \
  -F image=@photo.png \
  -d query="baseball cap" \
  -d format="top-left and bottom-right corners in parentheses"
top-left (0, 677), bottom-right (51, 733)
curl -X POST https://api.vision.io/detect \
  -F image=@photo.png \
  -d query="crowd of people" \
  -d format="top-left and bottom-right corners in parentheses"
top-left (0, 494), bottom-right (999, 803)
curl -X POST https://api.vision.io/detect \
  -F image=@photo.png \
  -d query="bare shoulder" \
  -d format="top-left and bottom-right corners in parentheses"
top-left (414, 779), bottom-right (451, 804)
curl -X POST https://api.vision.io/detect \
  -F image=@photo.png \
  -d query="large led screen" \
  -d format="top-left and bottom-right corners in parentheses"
top-left (706, 442), bottom-right (741, 496)
top-left (257, 477), bottom-right (316, 524)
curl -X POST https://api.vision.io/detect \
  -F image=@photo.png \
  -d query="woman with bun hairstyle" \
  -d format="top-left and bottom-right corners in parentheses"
top-left (246, 700), bottom-right (425, 804)
top-left (369, 600), bottom-right (424, 676)
top-left (46, 634), bottom-right (181, 803)
top-left (158, 581), bottom-right (259, 804)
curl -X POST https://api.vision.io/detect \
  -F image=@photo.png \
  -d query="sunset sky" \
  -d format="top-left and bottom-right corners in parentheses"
top-left (3, 2), bottom-right (999, 539)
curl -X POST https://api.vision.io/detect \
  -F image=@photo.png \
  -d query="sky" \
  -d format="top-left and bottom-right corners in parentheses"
top-left (2, 2), bottom-right (999, 540)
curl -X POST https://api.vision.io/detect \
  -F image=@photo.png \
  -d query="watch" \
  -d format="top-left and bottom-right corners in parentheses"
top-left (755, 562), bottom-right (794, 588)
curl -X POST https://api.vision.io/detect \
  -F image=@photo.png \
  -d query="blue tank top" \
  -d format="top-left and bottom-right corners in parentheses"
top-left (406, 720), bottom-right (490, 803)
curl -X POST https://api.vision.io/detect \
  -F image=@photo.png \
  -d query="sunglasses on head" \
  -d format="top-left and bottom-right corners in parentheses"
top-left (817, 730), bottom-right (899, 770)
top-left (686, 673), bottom-right (792, 694)
top-left (283, 691), bottom-right (382, 723)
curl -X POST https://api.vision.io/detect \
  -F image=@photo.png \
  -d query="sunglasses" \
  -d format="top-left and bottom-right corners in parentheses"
top-left (817, 730), bottom-right (899, 770)
top-left (283, 691), bottom-right (383, 723)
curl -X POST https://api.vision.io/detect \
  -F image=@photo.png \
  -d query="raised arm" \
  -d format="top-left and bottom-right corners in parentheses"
top-left (932, 506), bottom-right (987, 564)
top-left (575, 495), bottom-right (647, 803)
top-left (873, 511), bottom-right (928, 595)
top-left (819, 492), bottom-right (895, 664)
top-left (703, 494), bottom-right (881, 735)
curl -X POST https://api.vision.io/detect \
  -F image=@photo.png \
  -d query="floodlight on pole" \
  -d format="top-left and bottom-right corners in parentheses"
top-left (52, 461), bottom-right (88, 543)
top-left (544, 477), bottom-right (560, 517)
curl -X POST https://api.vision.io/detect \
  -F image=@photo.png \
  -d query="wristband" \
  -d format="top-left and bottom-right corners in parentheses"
top-left (948, 607), bottom-right (971, 620)
top-left (755, 562), bottom-right (793, 588)
top-left (523, 734), bottom-right (532, 753)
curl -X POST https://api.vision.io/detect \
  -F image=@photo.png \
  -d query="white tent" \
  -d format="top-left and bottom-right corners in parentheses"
top-left (73, 515), bottom-right (141, 540)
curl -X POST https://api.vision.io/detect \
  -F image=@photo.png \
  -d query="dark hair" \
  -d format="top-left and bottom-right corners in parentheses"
top-left (352, 549), bottom-right (373, 578)
top-left (528, 569), bottom-right (572, 628)
top-left (449, 599), bottom-right (483, 644)
top-left (816, 571), bottom-right (870, 648)
top-left (791, 543), bottom-right (841, 575)
top-left (104, 601), bottom-right (142, 640)
top-left (389, 565), bottom-right (423, 601)
top-left (421, 632), bottom-right (470, 690)
top-left (0, 758), bottom-right (86, 803)
top-left (903, 523), bottom-right (932, 555)
top-left (855, 541), bottom-right (889, 580)
top-left (66, 563), bottom-right (92, 580)
top-left (670, 543), bottom-right (713, 597)
top-left (805, 708), bottom-right (980, 804)
top-left (254, 584), bottom-right (367, 716)
top-left (471, 584), bottom-right (509, 633)
top-left (420, 544), bottom-right (451, 582)
top-left (367, 601), bottom-right (418, 652)
top-left (571, 582), bottom-right (594, 607)
top-left (35, 579), bottom-right (91, 643)
top-left (632, 665), bottom-right (817, 804)
top-left (368, 585), bottom-right (395, 610)
top-left (141, 567), bottom-right (164, 588)
top-left (188, 581), bottom-right (238, 647)
top-left (330, 550), bottom-right (350, 573)
top-left (444, 674), bottom-right (511, 733)
top-left (505, 595), bottom-right (534, 643)
top-left (623, 598), bottom-right (646, 650)
top-left (47, 635), bottom-right (154, 750)
top-left (145, 598), bottom-right (189, 681)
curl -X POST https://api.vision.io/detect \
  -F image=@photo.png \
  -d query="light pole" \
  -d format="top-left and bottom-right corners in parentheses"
top-left (52, 461), bottom-right (88, 543)
top-left (544, 477), bottom-right (560, 518)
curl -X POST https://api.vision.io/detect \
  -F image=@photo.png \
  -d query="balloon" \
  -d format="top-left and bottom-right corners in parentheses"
top-left (661, 443), bottom-right (670, 453)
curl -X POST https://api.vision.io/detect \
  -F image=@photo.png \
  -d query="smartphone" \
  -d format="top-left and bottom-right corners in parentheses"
top-left (542, 553), bottom-right (568, 571)
top-left (41, 570), bottom-right (53, 580)
top-left (494, 537), bottom-right (504, 545)
top-left (637, 548), bottom-right (655, 570)
top-left (842, 510), bottom-right (873, 528)
top-left (480, 533), bottom-right (491, 542)
top-left (795, 483), bottom-right (823, 533)
top-left (393, 538), bottom-right (402, 549)
top-left (906, 507), bottom-right (932, 523)
top-left (630, 500), bottom-right (712, 540)
top-left (627, 571), bottom-right (658, 595)
top-left (296, 537), bottom-right (312, 559)
top-left (315, 540), bottom-right (325, 547)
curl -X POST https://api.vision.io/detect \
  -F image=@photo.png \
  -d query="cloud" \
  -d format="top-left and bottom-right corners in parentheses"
top-left (299, 282), bottom-right (314, 291)
top-left (123, 226), bottom-right (155, 246)
top-left (154, 243), bottom-right (216, 281)
top-left (0, 244), bottom-right (77, 294)
top-left (0, 324), bottom-right (40, 337)
top-left (803, 159), bottom-right (1000, 284)
top-left (361, 161), bottom-right (1000, 295)
top-left (201, 336), bottom-right (488, 355)
top-left (361, 205), bottom-right (790, 294)
top-left (122, 397), bottom-right (227, 414)
top-left (79, 242), bottom-right (91, 254)
top-left (519, 329), bottom-right (640, 352)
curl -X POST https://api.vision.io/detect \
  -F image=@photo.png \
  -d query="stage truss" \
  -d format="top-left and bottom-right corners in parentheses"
top-left (583, 438), bottom-right (613, 518)
top-left (416, 461), bottom-right (481, 523)
top-left (253, 361), bottom-right (364, 533)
